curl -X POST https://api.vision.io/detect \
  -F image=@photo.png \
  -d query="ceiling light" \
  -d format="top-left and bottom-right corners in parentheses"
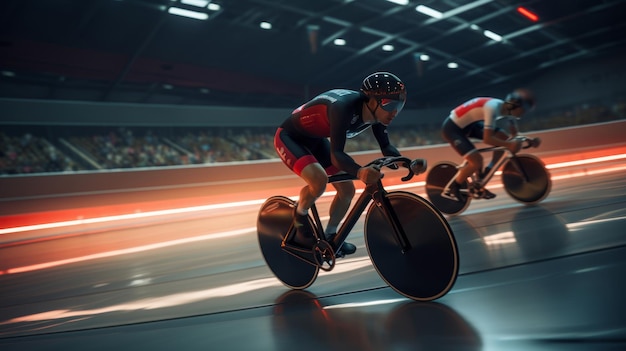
top-left (386, 0), bottom-right (409, 5)
top-left (382, 44), bottom-right (394, 52)
top-left (260, 21), bottom-right (272, 30)
top-left (207, 3), bottom-right (220, 11)
top-left (334, 38), bottom-right (346, 46)
top-left (415, 5), bottom-right (443, 19)
top-left (447, 62), bottom-right (458, 69)
top-left (168, 7), bottom-right (208, 20)
top-left (470, 24), bottom-right (480, 30)
top-left (420, 54), bottom-right (430, 61)
top-left (483, 30), bottom-right (502, 42)
top-left (181, 0), bottom-right (210, 7)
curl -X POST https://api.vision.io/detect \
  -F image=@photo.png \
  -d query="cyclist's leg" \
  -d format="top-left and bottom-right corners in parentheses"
top-left (486, 128), bottom-right (508, 174)
top-left (326, 181), bottom-right (355, 233)
top-left (297, 163), bottom-right (328, 215)
top-left (464, 122), bottom-right (487, 180)
top-left (326, 181), bottom-right (357, 255)
top-left (442, 119), bottom-right (477, 200)
top-left (467, 123), bottom-right (497, 199)
top-left (274, 129), bottom-right (327, 243)
top-left (311, 139), bottom-right (357, 255)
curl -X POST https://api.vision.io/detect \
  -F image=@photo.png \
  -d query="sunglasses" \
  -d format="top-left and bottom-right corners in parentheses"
top-left (521, 100), bottom-right (534, 111)
top-left (379, 97), bottom-right (406, 113)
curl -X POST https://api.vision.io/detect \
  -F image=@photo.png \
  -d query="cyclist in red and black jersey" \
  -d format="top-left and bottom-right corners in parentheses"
top-left (441, 88), bottom-right (535, 200)
top-left (274, 72), bottom-right (407, 256)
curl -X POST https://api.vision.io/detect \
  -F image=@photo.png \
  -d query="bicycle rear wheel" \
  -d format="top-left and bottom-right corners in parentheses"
top-left (257, 196), bottom-right (319, 289)
top-left (365, 192), bottom-right (459, 301)
top-left (425, 162), bottom-right (471, 216)
top-left (502, 154), bottom-right (551, 204)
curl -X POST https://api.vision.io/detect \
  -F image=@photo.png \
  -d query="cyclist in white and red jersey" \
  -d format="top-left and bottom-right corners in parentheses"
top-left (441, 88), bottom-right (535, 200)
top-left (274, 72), bottom-right (407, 256)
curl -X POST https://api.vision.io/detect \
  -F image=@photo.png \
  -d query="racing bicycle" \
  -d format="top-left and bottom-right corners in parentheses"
top-left (425, 135), bottom-right (551, 216)
top-left (257, 156), bottom-right (458, 301)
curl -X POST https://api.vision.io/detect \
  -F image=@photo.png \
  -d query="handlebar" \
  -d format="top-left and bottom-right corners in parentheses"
top-left (364, 156), bottom-right (427, 182)
top-left (513, 135), bottom-right (541, 149)
top-left (473, 135), bottom-right (541, 155)
top-left (328, 156), bottom-right (427, 184)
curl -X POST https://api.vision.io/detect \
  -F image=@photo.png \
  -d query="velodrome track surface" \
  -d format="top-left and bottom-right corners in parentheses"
top-left (0, 146), bottom-right (625, 351)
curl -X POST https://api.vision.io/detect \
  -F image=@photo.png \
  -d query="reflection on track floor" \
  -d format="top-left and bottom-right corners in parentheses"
top-left (0, 170), bottom-right (625, 351)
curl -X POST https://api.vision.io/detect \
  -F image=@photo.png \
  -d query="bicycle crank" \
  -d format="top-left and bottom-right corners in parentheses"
top-left (313, 241), bottom-right (336, 271)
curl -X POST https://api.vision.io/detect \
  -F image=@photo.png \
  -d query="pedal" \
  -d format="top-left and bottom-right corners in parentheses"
top-left (469, 188), bottom-right (483, 199)
top-left (441, 192), bottom-right (460, 201)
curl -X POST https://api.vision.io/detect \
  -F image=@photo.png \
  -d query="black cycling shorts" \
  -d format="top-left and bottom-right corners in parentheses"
top-left (441, 117), bottom-right (502, 157)
top-left (274, 128), bottom-right (340, 176)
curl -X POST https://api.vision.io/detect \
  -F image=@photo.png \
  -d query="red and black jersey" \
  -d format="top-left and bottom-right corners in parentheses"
top-left (280, 89), bottom-right (398, 175)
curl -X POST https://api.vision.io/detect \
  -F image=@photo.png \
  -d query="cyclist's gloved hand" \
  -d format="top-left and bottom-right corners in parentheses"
top-left (531, 137), bottom-right (541, 148)
top-left (508, 139), bottom-right (523, 154)
top-left (358, 165), bottom-right (382, 184)
top-left (410, 158), bottom-right (427, 175)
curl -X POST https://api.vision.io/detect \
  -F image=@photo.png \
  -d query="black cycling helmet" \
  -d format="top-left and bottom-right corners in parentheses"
top-left (361, 72), bottom-right (407, 112)
top-left (505, 88), bottom-right (535, 111)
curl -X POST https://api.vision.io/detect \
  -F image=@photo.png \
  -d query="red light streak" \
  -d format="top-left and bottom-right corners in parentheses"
top-left (517, 6), bottom-right (539, 22)
top-left (0, 152), bottom-right (623, 276)
top-left (0, 152), bottom-right (625, 236)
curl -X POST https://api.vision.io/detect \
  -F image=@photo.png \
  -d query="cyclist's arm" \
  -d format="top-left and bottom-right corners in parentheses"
top-left (482, 101), bottom-right (514, 148)
top-left (328, 107), bottom-right (362, 176)
top-left (372, 123), bottom-right (401, 157)
top-left (508, 119), bottom-right (519, 137)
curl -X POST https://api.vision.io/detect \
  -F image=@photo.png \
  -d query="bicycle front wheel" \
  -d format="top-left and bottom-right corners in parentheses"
top-left (365, 192), bottom-right (459, 301)
top-left (425, 162), bottom-right (471, 216)
top-left (502, 154), bottom-right (551, 204)
top-left (257, 196), bottom-right (319, 289)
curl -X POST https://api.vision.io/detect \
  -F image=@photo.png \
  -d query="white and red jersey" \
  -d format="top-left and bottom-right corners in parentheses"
top-left (449, 97), bottom-right (504, 129)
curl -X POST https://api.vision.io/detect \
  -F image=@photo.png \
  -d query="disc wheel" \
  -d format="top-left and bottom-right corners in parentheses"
top-left (425, 162), bottom-right (471, 216)
top-left (365, 192), bottom-right (459, 301)
top-left (257, 196), bottom-right (318, 289)
top-left (502, 154), bottom-right (552, 204)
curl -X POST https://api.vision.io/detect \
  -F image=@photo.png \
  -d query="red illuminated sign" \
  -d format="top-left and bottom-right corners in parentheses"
top-left (517, 6), bottom-right (539, 22)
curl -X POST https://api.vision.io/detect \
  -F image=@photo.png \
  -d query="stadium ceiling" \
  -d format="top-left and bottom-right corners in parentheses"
top-left (1, 0), bottom-right (625, 110)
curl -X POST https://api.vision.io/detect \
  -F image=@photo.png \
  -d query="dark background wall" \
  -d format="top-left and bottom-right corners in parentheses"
top-left (1, 53), bottom-right (624, 129)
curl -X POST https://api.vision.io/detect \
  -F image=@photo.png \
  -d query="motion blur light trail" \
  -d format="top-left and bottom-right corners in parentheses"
top-left (0, 151), bottom-right (625, 236)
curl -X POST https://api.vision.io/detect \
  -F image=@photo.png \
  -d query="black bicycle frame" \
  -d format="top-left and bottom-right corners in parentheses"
top-left (319, 178), bottom-right (412, 254)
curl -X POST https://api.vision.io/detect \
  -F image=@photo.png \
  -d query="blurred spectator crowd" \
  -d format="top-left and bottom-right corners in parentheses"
top-left (1, 99), bottom-right (623, 175)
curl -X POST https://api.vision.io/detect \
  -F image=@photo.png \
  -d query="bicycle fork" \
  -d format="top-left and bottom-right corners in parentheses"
top-left (372, 185), bottom-right (412, 253)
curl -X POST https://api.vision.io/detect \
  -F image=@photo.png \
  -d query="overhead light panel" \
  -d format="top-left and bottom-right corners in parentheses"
top-left (517, 6), bottom-right (539, 22)
top-left (382, 44), bottom-right (394, 52)
top-left (386, 0), bottom-right (409, 5)
top-left (260, 21), bottom-right (272, 29)
top-left (333, 38), bottom-right (347, 46)
top-left (168, 7), bottom-right (208, 20)
top-left (483, 30), bottom-right (502, 42)
top-left (181, 0), bottom-right (210, 7)
top-left (419, 54), bottom-right (430, 61)
top-left (415, 5), bottom-right (443, 19)
top-left (447, 62), bottom-right (458, 69)
top-left (207, 3), bottom-right (220, 11)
